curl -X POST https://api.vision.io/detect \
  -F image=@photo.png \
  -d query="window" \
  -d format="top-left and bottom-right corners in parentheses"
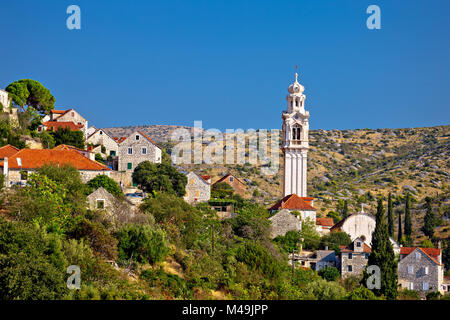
top-left (96, 200), bottom-right (105, 209)
top-left (71, 112), bottom-right (74, 117)
top-left (142, 147), bottom-right (147, 155)
top-left (415, 252), bottom-right (421, 260)
top-left (229, 176), bottom-right (234, 182)
top-left (292, 125), bottom-right (301, 141)
top-left (127, 163), bottom-right (132, 170)
top-left (423, 282), bottom-right (429, 291)
top-left (20, 171), bottom-right (28, 180)
top-left (128, 147), bottom-right (133, 155)
top-left (424, 267), bottom-right (429, 275)
top-left (407, 266), bottom-right (414, 274)
top-left (365, 253), bottom-right (369, 259)
top-left (110, 150), bottom-right (116, 156)
top-left (356, 242), bottom-right (361, 247)
top-left (100, 131), bottom-right (103, 135)
top-left (348, 253), bottom-right (353, 259)
top-left (347, 265), bottom-right (353, 272)
top-left (195, 190), bottom-right (200, 197)
top-left (135, 135), bottom-right (140, 141)
top-left (409, 282), bottom-right (414, 290)
top-left (190, 178), bottom-right (195, 185)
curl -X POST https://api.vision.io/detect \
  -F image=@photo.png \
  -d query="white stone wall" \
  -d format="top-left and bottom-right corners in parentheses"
top-left (118, 131), bottom-right (161, 172)
top-left (184, 172), bottom-right (210, 204)
top-left (6, 169), bottom-right (109, 185)
top-left (87, 130), bottom-right (119, 157)
top-left (0, 89), bottom-right (11, 109)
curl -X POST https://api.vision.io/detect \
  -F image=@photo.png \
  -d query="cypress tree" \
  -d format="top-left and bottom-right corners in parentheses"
top-left (387, 193), bottom-right (394, 237)
top-left (365, 197), bottom-right (398, 299)
top-left (404, 193), bottom-right (412, 237)
top-left (397, 208), bottom-right (402, 244)
top-left (342, 200), bottom-right (349, 219)
top-left (422, 197), bottom-right (435, 239)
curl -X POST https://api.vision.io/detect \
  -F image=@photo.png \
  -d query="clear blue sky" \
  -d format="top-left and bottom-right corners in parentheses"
top-left (1, 0), bottom-right (449, 131)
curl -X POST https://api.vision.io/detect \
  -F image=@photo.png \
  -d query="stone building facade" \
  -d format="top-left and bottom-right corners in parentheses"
top-left (268, 209), bottom-right (301, 238)
top-left (212, 174), bottom-right (246, 197)
top-left (398, 247), bottom-right (445, 295)
top-left (268, 193), bottom-right (316, 221)
top-left (87, 187), bottom-right (116, 211)
top-left (184, 171), bottom-right (211, 204)
top-left (340, 237), bottom-right (371, 278)
top-left (296, 249), bottom-right (336, 271)
top-left (117, 130), bottom-right (161, 172)
top-left (87, 129), bottom-right (119, 157)
top-left (47, 109), bottom-right (89, 137)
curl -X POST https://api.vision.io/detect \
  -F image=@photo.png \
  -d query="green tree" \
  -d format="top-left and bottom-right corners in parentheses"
top-left (404, 192), bottom-right (412, 237)
top-left (274, 230), bottom-right (301, 253)
top-left (422, 197), bottom-right (435, 239)
top-left (387, 193), bottom-right (394, 237)
top-left (319, 231), bottom-right (351, 253)
top-left (5, 79), bottom-right (55, 114)
top-left (326, 211), bottom-right (341, 224)
top-left (347, 286), bottom-right (380, 300)
top-left (132, 161), bottom-right (187, 197)
top-left (116, 224), bottom-right (170, 264)
top-left (363, 198), bottom-right (397, 300)
top-left (0, 218), bottom-right (68, 299)
top-left (300, 218), bottom-right (321, 250)
top-left (87, 174), bottom-right (123, 197)
top-left (397, 208), bottom-right (403, 244)
top-left (51, 127), bottom-right (85, 149)
top-left (302, 278), bottom-right (347, 300)
top-left (318, 266), bottom-right (340, 282)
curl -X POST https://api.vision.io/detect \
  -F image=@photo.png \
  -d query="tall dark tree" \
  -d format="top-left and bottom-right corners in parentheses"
top-left (404, 193), bottom-right (412, 237)
top-left (342, 200), bottom-right (349, 219)
top-left (397, 208), bottom-right (403, 244)
top-left (5, 79), bottom-right (55, 115)
top-left (387, 193), bottom-right (394, 237)
top-left (422, 197), bottom-right (435, 239)
top-left (364, 198), bottom-right (398, 299)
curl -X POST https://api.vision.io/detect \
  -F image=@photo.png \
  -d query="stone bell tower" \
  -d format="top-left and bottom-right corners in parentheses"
top-left (282, 72), bottom-right (310, 197)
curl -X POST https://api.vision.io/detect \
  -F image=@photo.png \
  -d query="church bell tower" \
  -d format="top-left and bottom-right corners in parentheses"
top-left (282, 72), bottom-right (310, 197)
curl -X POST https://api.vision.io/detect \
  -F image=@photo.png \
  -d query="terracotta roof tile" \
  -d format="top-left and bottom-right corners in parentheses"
top-left (42, 121), bottom-right (83, 131)
top-left (0, 145), bottom-right (20, 159)
top-left (400, 247), bottom-right (442, 265)
top-left (268, 194), bottom-right (317, 211)
top-left (316, 217), bottom-right (334, 227)
top-left (0, 149), bottom-right (110, 171)
top-left (213, 173), bottom-right (245, 186)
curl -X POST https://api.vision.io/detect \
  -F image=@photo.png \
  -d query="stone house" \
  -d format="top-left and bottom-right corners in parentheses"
top-left (0, 89), bottom-right (18, 127)
top-left (212, 174), bottom-right (246, 197)
top-left (41, 109), bottom-right (89, 137)
top-left (184, 171), bottom-right (211, 205)
top-left (87, 187), bottom-right (116, 211)
top-left (268, 209), bottom-right (301, 238)
top-left (398, 247), bottom-right (445, 295)
top-left (296, 248), bottom-right (337, 271)
top-left (86, 129), bottom-right (119, 157)
top-left (331, 212), bottom-right (401, 254)
top-left (340, 237), bottom-right (371, 278)
top-left (315, 217), bottom-right (334, 236)
top-left (0, 149), bottom-right (111, 185)
top-left (53, 144), bottom-right (95, 161)
top-left (268, 193), bottom-right (316, 222)
top-left (117, 130), bottom-right (161, 172)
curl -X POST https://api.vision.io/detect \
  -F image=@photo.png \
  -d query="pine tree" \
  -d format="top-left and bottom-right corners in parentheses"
top-left (342, 200), bottom-right (349, 219)
top-left (397, 208), bottom-right (403, 244)
top-left (387, 193), bottom-right (394, 237)
top-left (422, 197), bottom-right (435, 239)
top-left (364, 198), bottom-right (398, 299)
top-left (404, 193), bottom-right (412, 237)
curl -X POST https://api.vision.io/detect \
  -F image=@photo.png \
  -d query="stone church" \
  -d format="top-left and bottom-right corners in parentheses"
top-left (269, 72), bottom-right (317, 238)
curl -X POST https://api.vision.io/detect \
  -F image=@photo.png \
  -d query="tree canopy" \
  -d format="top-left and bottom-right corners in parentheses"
top-left (6, 79), bottom-right (55, 114)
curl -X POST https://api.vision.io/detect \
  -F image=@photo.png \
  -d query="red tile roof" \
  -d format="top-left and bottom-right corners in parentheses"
top-left (340, 242), bottom-right (372, 253)
top-left (400, 247), bottom-right (442, 265)
top-left (42, 121), bottom-right (83, 131)
top-left (268, 194), bottom-right (317, 211)
top-left (113, 137), bottom-right (127, 144)
top-left (51, 110), bottom-right (66, 114)
top-left (213, 173), bottom-right (245, 186)
top-left (0, 149), bottom-right (110, 171)
top-left (0, 145), bottom-right (20, 159)
top-left (316, 217), bottom-right (334, 227)
top-left (201, 175), bottom-right (211, 181)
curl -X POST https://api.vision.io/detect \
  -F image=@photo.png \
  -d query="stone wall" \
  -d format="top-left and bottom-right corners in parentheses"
top-left (118, 131), bottom-right (161, 172)
top-left (268, 209), bottom-right (301, 238)
top-left (87, 130), bottom-right (119, 157)
top-left (110, 171), bottom-right (133, 187)
top-left (340, 252), bottom-right (369, 278)
top-left (184, 172), bottom-right (210, 204)
top-left (87, 187), bottom-right (116, 211)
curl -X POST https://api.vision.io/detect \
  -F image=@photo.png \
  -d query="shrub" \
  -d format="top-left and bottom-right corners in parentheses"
top-left (274, 230), bottom-right (301, 253)
top-left (116, 224), bottom-right (170, 264)
top-left (301, 278), bottom-right (347, 300)
top-left (87, 174), bottom-right (123, 197)
top-left (397, 289), bottom-right (420, 300)
top-left (318, 266), bottom-right (340, 282)
top-left (347, 286), bottom-right (380, 300)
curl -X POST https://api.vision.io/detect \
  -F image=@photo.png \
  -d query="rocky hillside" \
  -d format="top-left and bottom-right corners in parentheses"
top-left (102, 124), bottom-right (450, 243)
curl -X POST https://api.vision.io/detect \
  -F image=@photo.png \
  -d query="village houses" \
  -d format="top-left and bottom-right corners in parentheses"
top-left (86, 129), bottom-right (119, 158)
top-left (212, 173), bottom-right (246, 197)
top-left (184, 171), bottom-right (211, 205)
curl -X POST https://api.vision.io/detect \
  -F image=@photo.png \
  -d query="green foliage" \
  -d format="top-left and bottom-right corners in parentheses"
top-left (422, 197), bottom-right (436, 239)
top-left (404, 192), bottom-right (412, 236)
top-left (301, 278), bottom-right (347, 300)
top-left (211, 182), bottom-right (234, 199)
top-left (6, 79), bottom-right (55, 114)
top-left (347, 286), bottom-right (380, 300)
top-left (68, 217), bottom-right (118, 261)
top-left (0, 219), bottom-right (68, 299)
top-left (300, 218), bottom-right (321, 250)
top-left (116, 224), bottom-right (170, 264)
top-left (140, 268), bottom-right (192, 299)
top-left (387, 193), bottom-right (394, 237)
top-left (235, 241), bottom-right (283, 280)
top-left (274, 230), bottom-right (301, 253)
top-left (318, 266), bottom-right (340, 282)
top-left (319, 231), bottom-right (351, 253)
top-left (87, 174), bottom-right (123, 197)
top-left (230, 202), bottom-right (270, 240)
top-left (363, 198), bottom-right (398, 300)
top-left (95, 153), bottom-right (105, 164)
top-left (36, 130), bottom-right (55, 148)
top-left (397, 289), bottom-right (420, 300)
top-left (326, 211), bottom-right (341, 224)
top-left (0, 120), bottom-right (26, 149)
top-left (51, 127), bottom-right (85, 149)
top-left (397, 207), bottom-right (403, 243)
top-left (132, 161), bottom-right (187, 197)
top-left (419, 238), bottom-right (434, 248)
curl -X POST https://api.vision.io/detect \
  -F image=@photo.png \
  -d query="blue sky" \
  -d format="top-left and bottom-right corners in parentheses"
top-left (1, 0), bottom-right (449, 131)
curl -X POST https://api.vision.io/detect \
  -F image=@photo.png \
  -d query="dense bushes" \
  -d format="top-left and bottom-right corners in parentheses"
top-left (116, 224), bottom-right (170, 264)
top-left (87, 175), bottom-right (123, 197)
